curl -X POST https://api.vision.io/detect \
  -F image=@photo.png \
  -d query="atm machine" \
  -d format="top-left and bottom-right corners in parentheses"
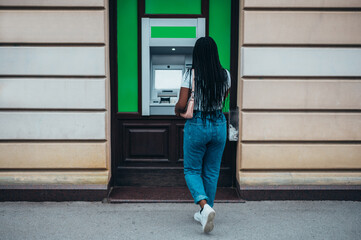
top-left (141, 18), bottom-right (205, 116)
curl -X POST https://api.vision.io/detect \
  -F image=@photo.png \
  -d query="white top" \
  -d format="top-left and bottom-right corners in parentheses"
top-left (180, 69), bottom-right (231, 110)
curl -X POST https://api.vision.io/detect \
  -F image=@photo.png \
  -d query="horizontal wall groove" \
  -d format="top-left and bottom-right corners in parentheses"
top-left (0, 109), bottom-right (107, 112)
top-left (0, 168), bottom-right (108, 171)
top-left (241, 142), bottom-right (361, 145)
top-left (243, 8), bottom-right (361, 11)
top-left (238, 185), bottom-right (361, 190)
top-left (0, 45), bottom-right (105, 47)
top-left (242, 44), bottom-right (361, 48)
top-left (240, 169), bottom-right (361, 172)
top-left (242, 45), bottom-right (361, 49)
top-left (0, 75), bottom-right (106, 78)
top-left (241, 109), bottom-right (361, 113)
top-left (0, 169), bottom-right (109, 172)
top-left (241, 141), bottom-right (361, 144)
top-left (0, 7), bottom-right (105, 10)
top-left (0, 140), bottom-right (107, 143)
top-left (242, 75), bottom-right (361, 78)
top-left (0, 43), bottom-right (106, 47)
top-left (0, 184), bottom-right (107, 190)
top-left (241, 76), bottom-right (361, 80)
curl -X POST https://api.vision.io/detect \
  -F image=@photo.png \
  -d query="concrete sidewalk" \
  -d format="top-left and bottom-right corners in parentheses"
top-left (1, 201), bottom-right (360, 240)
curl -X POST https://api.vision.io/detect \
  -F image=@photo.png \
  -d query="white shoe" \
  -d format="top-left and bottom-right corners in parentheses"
top-left (200, 204), bottom-right (216, 233)
top-left (194, 210), bottom-right (202, 223)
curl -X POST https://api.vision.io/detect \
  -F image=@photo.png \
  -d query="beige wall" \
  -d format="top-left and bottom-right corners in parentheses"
top-left (0, 0), bottom-right (110, 188)
top-left (2, 0), bottom-right (360, 191)
top-left (237, 0), bottom-right (361, 187)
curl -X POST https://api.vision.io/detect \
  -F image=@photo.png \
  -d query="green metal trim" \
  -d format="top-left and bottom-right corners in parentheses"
top-left (151, 26), bottom-right (197, 38)
top-left (145, 0), bottom-right (201, 14)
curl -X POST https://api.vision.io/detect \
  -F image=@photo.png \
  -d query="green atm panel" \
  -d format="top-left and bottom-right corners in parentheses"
top-left (117, 0), bottom-right (138, 112)
top-left (209, 0), bottom-right (231, 112)
top-left (116, 0), bottom-right (231, 113)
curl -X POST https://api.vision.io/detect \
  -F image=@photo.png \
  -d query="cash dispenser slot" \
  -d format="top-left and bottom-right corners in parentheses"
top-left (158, 90), bottom-right (177, 98)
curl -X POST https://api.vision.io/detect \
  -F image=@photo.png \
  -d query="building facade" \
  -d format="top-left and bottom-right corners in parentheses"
top-left (237, 0), bottom-right (361, 199)
top-left (0, 0), bottom-right (360, 201)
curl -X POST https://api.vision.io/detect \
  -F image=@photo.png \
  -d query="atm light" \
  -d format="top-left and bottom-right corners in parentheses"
top-left (171, 48), bottom-right (176, 51)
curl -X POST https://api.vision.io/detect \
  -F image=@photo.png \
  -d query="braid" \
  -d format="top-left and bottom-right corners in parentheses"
top-left (192, 37), bottom-right (228, 120)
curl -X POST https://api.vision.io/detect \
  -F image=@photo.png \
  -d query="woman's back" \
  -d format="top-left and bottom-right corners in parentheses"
top-left (175, 36), bottom-right (230, 118)
top-left (191, 37), bottom-right (230, 118)
top-left (180, 68), bottom-right (231, 112)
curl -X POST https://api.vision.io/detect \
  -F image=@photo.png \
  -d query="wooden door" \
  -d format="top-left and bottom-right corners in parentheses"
top-left (113, 117), bottom-right (234, 187)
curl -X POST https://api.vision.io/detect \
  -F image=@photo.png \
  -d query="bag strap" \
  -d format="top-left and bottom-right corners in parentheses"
top-left (190, 69), bottom-right (195, 99)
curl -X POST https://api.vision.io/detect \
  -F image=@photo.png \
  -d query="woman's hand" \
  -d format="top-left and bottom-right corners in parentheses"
top-left (174, 108), bottom-right (180, 116)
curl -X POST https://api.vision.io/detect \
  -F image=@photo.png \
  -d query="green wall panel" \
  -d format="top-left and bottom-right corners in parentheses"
top-left (209, 0), bottom-right (231, 112)
top-left (117, 0), bottom-right (138, 112)
top-left (151, 26), bottom-right (197, 38)
top-left (145, 0), bottom-right (201, 14)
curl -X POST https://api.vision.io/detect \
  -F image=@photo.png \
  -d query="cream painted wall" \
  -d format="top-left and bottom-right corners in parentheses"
top-left (237, 0), bottom-right (361, 187)
top-left (0, 0), bottom-right (110, 188)
top-left (1, 0), bottom-right (360, 190)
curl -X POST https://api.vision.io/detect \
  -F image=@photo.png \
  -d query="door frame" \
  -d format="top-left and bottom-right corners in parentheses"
top-left (108, 0), bottom-right (239, 188)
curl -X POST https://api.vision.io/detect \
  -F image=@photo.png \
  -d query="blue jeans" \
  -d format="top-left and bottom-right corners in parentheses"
top-left (183, 111), bottom-right (227, 207)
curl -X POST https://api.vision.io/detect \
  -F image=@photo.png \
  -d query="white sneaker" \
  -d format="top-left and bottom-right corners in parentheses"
top-left (199, 204), bottom-right (216, 233)
top-left (194, 210), bottom-right (202, 223)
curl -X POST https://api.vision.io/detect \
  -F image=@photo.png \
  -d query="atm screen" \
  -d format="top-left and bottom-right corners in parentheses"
top-left (154, 69), bottom-right (183, 89)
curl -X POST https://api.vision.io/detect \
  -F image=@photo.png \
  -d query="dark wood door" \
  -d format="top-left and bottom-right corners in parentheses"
top-left (113, 117), bottom-right (234, 187)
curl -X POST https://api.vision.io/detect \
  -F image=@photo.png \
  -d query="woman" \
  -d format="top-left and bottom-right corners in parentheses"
top-left (175, 36), bottom-right (231, 233)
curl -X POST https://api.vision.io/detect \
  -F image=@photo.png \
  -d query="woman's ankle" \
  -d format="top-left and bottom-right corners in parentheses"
top-left (198, 199), bottom-right (207, 209)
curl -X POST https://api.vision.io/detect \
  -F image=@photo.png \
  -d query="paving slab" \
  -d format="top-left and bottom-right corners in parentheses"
top-left (0, 201), bottom-right (360, 240)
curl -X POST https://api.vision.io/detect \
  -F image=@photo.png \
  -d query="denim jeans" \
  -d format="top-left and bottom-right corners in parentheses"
top-left (183, 111), bottom-right (227, 207)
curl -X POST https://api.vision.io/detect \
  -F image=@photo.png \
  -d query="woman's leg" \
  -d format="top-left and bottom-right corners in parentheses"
top-left (185, 119), bottom-right (220, 233)
top-left (183, 122), bottom-right (209, 205)
top-left (201, 121), bottom-right (227, 207)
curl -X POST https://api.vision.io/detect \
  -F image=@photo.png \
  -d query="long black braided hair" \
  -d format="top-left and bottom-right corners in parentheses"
top-left (187, 36), bottom-right (229, 121)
